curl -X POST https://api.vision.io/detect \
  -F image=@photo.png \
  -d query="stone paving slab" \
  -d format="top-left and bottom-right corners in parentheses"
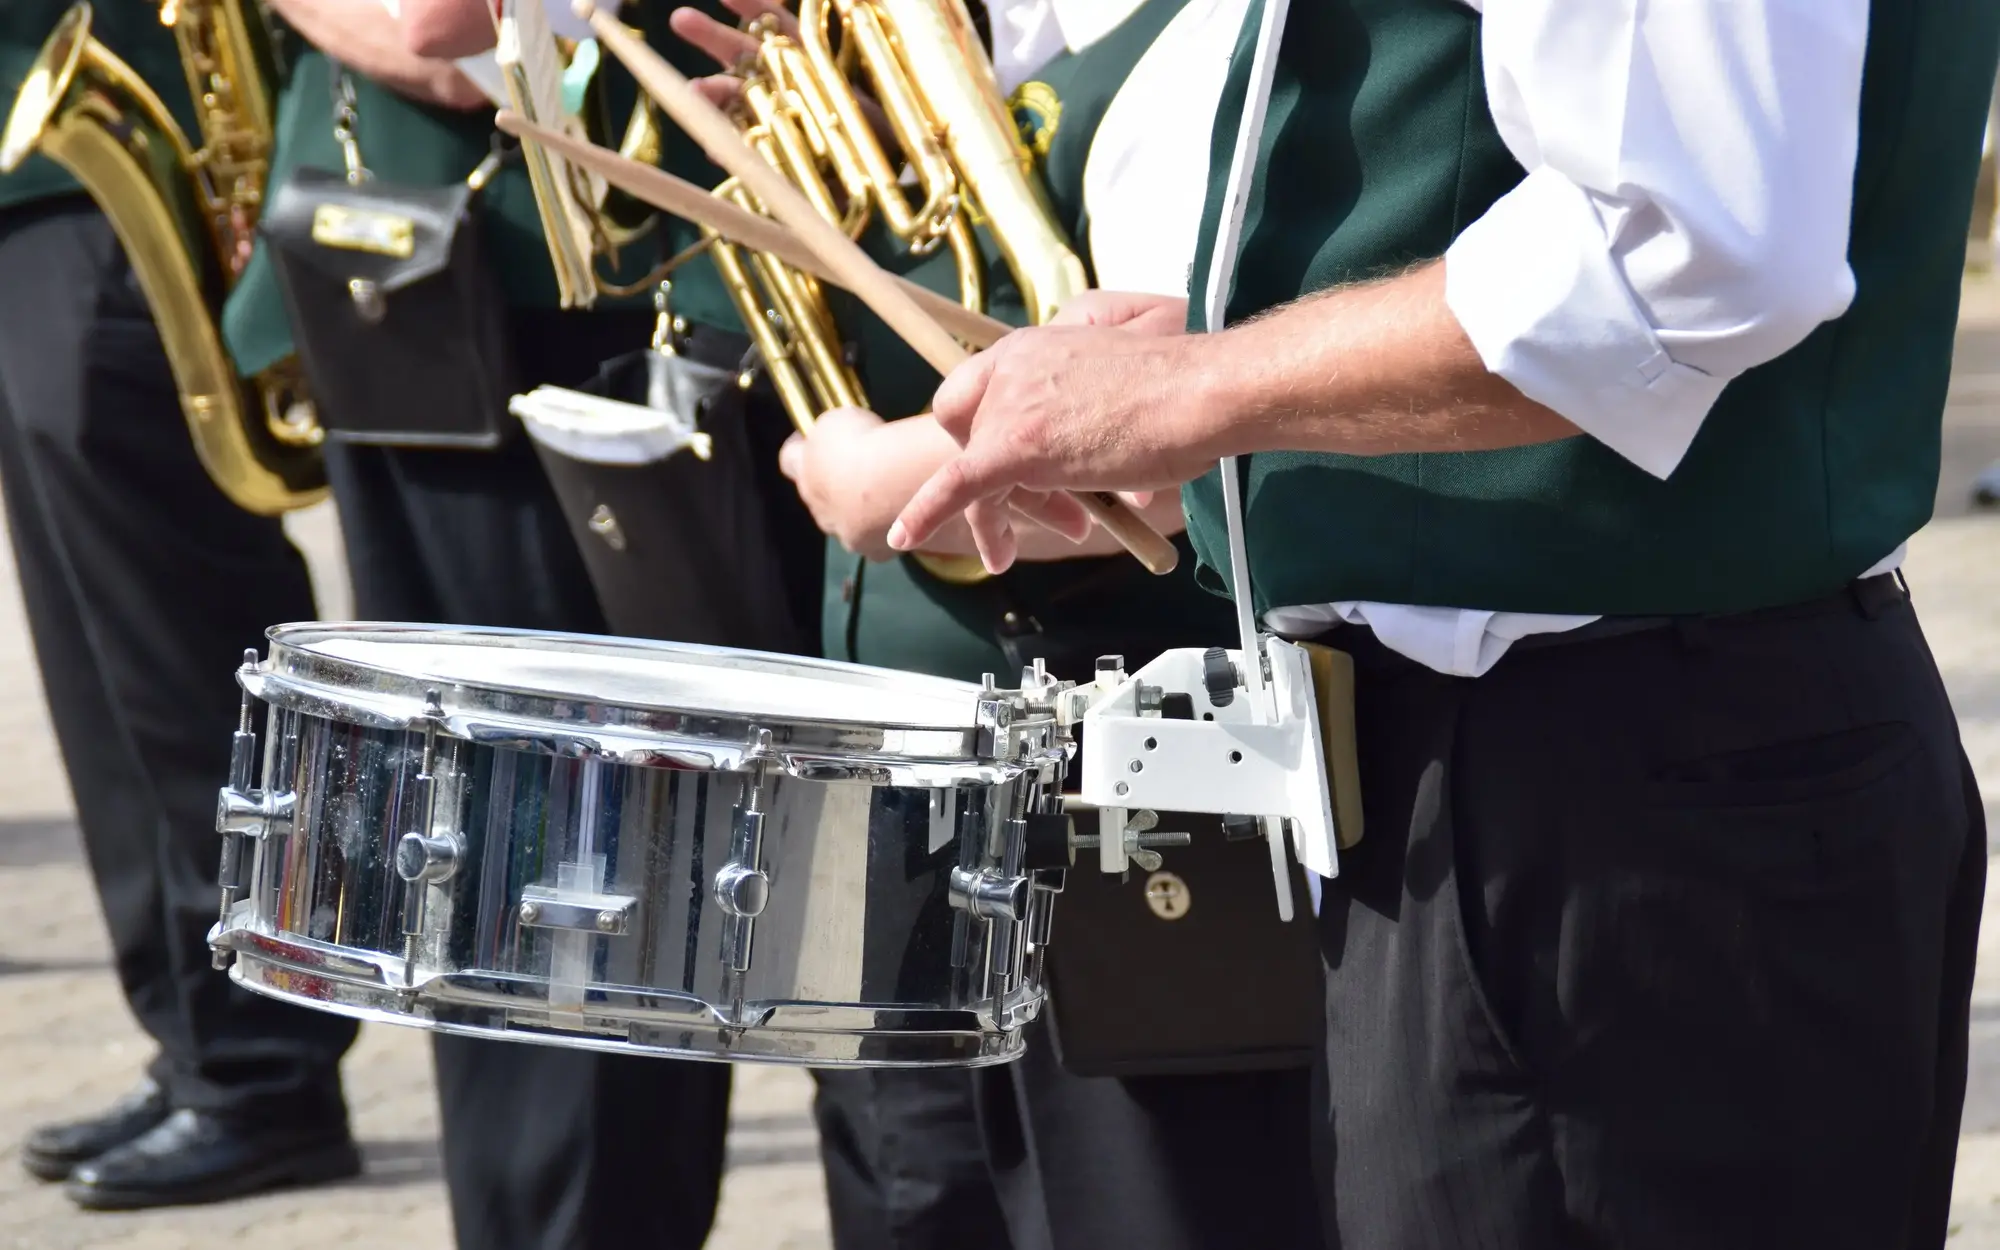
top-left (0, 839), bottom-right (830, 1250)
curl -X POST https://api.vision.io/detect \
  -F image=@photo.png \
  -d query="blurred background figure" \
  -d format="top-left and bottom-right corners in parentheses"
top-left (0, 0), bottom-right (360, 1212)
top-left (218, 2), bottom-right (740, 1246)
top-left (1960, 68), bottom-right (2000, 504)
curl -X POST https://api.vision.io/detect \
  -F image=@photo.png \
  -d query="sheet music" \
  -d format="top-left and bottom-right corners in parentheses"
top-left (496, 0), bottom-right (605, 305)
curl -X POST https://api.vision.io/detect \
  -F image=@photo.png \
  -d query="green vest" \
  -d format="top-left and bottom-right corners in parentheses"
top-left (825, 0), bottom-right (1233, 684)
top-left (1182, 0), bottom-right (2000, 618)
top-left (0, 1), bottom-right (198, 211)
top-left (223, 5), bottom-right (739, 376)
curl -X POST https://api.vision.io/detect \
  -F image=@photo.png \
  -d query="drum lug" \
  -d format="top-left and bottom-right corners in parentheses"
top-left (215, 786), bottom-right (298, 840)
top-left (1023, 870), bottom-right (1062, 993)
top-left (716, 767), bottom-right (771, 975)
top-left (213, 651), bottom-right (294, 970)
top-left (397, 693), bottom-right (451, 985)
top-left (396, 832), bottom-right (462, 885)
top-left (947, 866), bottom-right (1029, 923)
top-left (712, 863), bottom-right (771, 920)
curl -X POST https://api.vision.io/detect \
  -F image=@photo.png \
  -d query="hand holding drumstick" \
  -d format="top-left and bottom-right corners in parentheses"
top-left (576, 0), bottom-right (1181, 576)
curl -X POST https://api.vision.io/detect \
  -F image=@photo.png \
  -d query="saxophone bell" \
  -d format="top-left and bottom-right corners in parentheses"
top-left (2, 2), bottom-right (325, 515)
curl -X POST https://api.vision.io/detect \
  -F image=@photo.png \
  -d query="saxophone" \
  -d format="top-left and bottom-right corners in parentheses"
top-left (0, 1), bottom-right (324, 515)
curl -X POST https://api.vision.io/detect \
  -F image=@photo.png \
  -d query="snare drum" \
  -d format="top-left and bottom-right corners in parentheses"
top-left (209, 624), bottom-right (1070, 1067)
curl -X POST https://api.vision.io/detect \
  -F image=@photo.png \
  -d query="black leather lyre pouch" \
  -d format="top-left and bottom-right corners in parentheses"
top-left (261, 165), bottom-right (512, 447)
top-left (1043, 806), bottom-right (1323, 1077)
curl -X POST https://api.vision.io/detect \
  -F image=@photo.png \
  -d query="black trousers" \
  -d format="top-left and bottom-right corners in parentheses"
top-left (323, 307), bottom-right (730, 1250)
top-left (1316, 577), bottom-right (1984, 1249)
top-left (0, 197), bottom-right (356, 1118)
top-left (972, 1036), bottom-right (1325, 1250)
top-left (811, 1005), bottom-right (1323, 1250)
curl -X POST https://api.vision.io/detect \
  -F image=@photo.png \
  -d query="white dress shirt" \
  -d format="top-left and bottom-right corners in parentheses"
top-left (1059, 0), bottom-right (1898, 676)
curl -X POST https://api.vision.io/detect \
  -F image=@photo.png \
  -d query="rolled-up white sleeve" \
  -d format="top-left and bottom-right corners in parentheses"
top-left (1444, 0), bottom-right (1871, 480)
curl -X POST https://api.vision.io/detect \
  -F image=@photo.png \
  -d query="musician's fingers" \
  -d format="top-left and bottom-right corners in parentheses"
top-left (690, 73), bottom-right (744, 108)
top-left (776, 432), bottom-right (806, 482)
top-left (667, 7), bottom-right (760, 69)
top-left (1008, 488), bottom-right (1092, 544)
top-left (930, 346), bottom-right (1003, 443)
top-left (889, 451), bottom-right (1007, 551)
top-left (719, 0), bottom-right (800, 39)
top-left (811, 406), bottom-right (886, 439)
top-left (966, 498), bottom-right (1019, 576)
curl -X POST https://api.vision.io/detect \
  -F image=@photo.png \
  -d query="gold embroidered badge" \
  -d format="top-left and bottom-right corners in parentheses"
top-left (1008, 80), bottom-right (1061, 159)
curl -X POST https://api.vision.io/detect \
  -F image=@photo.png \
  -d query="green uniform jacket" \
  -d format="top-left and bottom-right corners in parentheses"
top-left (223, 4), bottom-right (741, 376)
top-left (824, 0), bottom-right (1233, 685)
top-left (1181, 0), bottom-right (2000, 617)
top-left (0, 1), bottom-right (198, 210)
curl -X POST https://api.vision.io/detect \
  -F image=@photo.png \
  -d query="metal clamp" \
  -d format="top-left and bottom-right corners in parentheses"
top-left (1067, 809), bottom-right (1191, 872)
top-left (519, 885), bottom-right (638, 936)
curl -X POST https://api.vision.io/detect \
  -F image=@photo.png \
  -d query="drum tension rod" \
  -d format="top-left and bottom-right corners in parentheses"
top-left (213, 649), bottom-right (298, 970)
top-left (394, 691), bottom-right (457, 988)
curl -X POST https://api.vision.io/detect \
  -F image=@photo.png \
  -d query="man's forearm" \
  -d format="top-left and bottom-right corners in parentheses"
top-left (1191, 261), bottom-right (1582, 460)
top-left (394, 0), bottom-right (502, 58)
top-left (267, 0), bottom-right (484, 106)
top-left (815, 416), bottom-right (1184, 561)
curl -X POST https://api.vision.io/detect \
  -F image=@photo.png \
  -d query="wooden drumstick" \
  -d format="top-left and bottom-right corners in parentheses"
top-left (495, 111), bottom-right (1011, 350)
top-left (578, 2), bottom-right (1181, 577)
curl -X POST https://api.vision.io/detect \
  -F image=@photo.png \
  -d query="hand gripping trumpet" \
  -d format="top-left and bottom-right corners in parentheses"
top-left (582, 0), bottom-right (1181, 578)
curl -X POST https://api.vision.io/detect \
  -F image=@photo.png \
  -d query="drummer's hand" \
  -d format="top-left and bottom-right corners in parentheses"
top-left (1050, 291), bottom-right (1190, 336)
top-left (889, 294), bottom-right (1216, 574)
top-left (776, 408), bottom-right (908, 561)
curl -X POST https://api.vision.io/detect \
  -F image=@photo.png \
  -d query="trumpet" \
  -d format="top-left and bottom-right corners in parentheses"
top-left (704, 0), bottom-right (1091, 584)
top-left (0, 2), bottom-right (326, 515)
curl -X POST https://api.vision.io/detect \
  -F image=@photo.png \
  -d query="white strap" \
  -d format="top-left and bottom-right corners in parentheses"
top-left (1202, 0), bottom-right (1291, 709)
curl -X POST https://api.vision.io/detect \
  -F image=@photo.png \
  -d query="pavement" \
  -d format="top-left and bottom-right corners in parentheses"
top-left (10, 284), bottom-right (2000, 1246)
top-left (0, 445), bottom-right (833, 1248)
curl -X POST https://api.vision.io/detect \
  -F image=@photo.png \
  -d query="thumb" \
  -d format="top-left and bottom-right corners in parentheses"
top-left (777, 432), bottom-right (806, 481)
top-left (931, 345), bottom-right (1002, 443)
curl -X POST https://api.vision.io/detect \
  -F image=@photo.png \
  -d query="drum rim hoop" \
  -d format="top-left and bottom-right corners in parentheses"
top-left (251, 622), bottom-right (1058, 775)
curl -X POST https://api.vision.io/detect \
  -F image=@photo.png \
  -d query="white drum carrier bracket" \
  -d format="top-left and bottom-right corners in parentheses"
top-left (213, 649), bottom-right (299, 970)
top-left (1077, 638), bottom-right (1339, 919)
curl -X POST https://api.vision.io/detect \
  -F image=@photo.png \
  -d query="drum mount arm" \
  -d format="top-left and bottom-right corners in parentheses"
top-left (1032, 458), bottom-right (1342, 919)
top-left (1050, 640), bottom-right (1338, 922)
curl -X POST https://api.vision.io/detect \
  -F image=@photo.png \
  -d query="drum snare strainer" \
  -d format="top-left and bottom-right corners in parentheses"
top-left (209, 623), bottom-right (1074, 1067)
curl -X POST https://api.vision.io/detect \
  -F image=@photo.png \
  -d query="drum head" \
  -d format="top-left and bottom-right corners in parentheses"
top-left (252, 623), bottom-right (1002, 771)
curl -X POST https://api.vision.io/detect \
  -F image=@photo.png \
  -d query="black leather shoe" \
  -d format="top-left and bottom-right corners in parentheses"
top-left (21, 1080), bottom-right (170, 1182)
top-left (64, 1108), bottom-right (361, 1211)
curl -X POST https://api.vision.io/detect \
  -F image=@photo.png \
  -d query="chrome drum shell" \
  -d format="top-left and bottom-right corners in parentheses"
top-left (210, 624), bottom-right (1065, 1067)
